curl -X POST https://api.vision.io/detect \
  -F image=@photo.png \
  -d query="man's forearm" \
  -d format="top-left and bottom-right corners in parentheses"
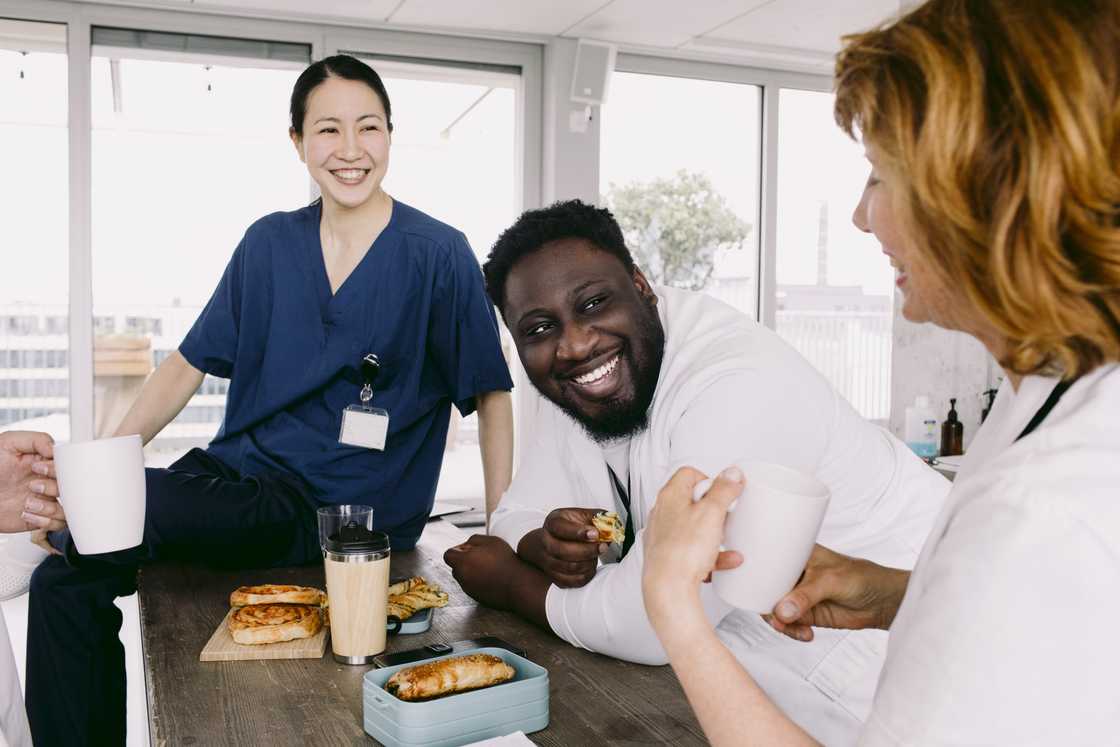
top-left (516, 528), bottom-right (548, 571)
top-left (505, 553), bottom-right (551, 628)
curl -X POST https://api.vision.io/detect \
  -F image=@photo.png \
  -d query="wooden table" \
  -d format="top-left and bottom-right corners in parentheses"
top-left (137, 519), bottom-right (707, 746)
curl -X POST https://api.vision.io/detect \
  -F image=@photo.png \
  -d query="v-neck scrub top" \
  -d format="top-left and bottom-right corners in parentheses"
top-left (178, 199), bottom-right (513, 549)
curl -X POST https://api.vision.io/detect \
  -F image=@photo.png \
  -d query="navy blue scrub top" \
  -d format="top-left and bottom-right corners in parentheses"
top-left (178, 199), bottom-right (513, 549)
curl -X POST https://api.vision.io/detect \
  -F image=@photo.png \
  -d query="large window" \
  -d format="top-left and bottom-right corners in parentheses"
top-left (775, 89), bottom-right (892, 419)
top-left (350, 54), bottom-right (522, 508)
top-left (90, 30), bottom-right (310, 457)
top-left (600, 70), bottom-right (762, 317)
top-left (0, 19), bottom-right (69, 435)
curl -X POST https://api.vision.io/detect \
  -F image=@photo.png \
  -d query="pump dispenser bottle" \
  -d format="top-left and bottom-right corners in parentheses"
top-left (940, 398), bottom-right (964, 456)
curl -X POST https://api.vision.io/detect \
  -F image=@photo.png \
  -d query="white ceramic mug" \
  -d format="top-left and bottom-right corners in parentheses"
top-left (54, 434), bottom-right (147, 555)
top-left (704, 462), bottom-right (830, 613)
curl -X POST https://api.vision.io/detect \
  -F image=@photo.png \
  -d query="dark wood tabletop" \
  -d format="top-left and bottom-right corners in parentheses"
top-left (137, 518), bottom-right (707, 746)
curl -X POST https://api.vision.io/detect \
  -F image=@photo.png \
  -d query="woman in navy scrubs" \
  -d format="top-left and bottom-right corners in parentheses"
top-left (21, 55), bottom-right (514, 746)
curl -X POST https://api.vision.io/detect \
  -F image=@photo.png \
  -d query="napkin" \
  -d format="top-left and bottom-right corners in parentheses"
top-left (463, 731), bottom-right (535, 746)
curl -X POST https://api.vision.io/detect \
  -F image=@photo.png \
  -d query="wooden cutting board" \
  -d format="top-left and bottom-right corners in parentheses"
top-left (199, 609), bottom-right (329, 662)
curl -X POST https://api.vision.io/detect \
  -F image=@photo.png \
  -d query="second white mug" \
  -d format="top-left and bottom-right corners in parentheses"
top-left (706, 461), bottom-right (830, 614)
top-left (53, 434), bottom-right (147, 556)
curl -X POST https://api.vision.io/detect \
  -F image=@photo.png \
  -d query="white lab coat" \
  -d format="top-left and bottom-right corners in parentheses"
top-left (492, 286), bottom-right (950, 745)
top-left (861, 362), bottom-right (1120, 745)
top-left (0, 607), bottom-right (29, 747)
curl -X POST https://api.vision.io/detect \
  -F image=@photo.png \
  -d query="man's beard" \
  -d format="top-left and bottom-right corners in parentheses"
top-left (557, 302), bottom-right (665, 445)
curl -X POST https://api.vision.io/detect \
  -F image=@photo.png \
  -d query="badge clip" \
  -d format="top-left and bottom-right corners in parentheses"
top-left (340, 353), bottom-right (390, 450)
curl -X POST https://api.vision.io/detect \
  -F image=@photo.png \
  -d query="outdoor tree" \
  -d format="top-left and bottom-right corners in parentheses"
top-left (604, 170), bottom-right (752, 290)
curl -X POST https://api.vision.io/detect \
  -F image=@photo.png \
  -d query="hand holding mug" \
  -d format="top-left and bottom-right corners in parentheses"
top-left (766, 544), bottom-right (911, 642)
top-left (0, 431), bottom-right (62, 534)
top-left (642, 466), bottom-right (745, 625)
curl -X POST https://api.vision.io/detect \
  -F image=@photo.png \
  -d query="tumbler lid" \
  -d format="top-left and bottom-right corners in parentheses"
top-left (324, 521), bottom-right (390, 555)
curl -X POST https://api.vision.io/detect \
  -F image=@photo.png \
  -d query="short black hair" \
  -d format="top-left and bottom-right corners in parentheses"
top-left (483, 199), bottom-right (635, 315)
top-left (290, 55), bottom-right (393, 136)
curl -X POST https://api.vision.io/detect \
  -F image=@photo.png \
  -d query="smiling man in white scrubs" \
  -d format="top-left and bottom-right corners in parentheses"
top-left (0, 430), bottom-right (61, 747)
top-left (445, 200), bottom-right (951, 745)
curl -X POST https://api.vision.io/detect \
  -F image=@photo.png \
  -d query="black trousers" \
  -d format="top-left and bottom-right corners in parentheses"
top-left (24, 449), bottom-right (321, 747)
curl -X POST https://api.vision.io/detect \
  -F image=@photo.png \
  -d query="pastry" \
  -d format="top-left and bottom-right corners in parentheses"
top-left (592, 511), bottom-right (625, 545)
top-left (388, 582), bottom-right (449, 620)
top-left (230, 584), bottom-right (324, 608)
top-left (388, 576), bottom-right (426, 597)
top-left (228, 603), bottom-right (322, 645)
top-left (385, 653), bottom-right (515, 701)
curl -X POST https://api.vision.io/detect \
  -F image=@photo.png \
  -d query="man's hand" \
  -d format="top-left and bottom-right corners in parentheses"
top-left (0, 430), bottom-right (64, 535)
top-left (445, 534), bottom-right (520, 611)
top-left (766, 544), bottom-right (911, 642)
top-left (517, 507), bottom-right (607, 588)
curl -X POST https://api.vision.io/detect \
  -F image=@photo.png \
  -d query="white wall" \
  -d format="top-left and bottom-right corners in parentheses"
top-left (888, 296), bottom-right (1000, 449)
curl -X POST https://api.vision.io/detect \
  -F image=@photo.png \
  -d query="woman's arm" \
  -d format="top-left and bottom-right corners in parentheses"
top-left (643, 467), bottom-right (818, 747)
top-left (658, 591), bottom-right (818, 747)
top-left (475, 390), bottom-right (513, 521)
top-left (112, 351), bottom-right (205, 445)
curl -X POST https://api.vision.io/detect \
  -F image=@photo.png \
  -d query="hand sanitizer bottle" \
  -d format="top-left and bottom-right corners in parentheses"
top-left (905, 395), bottom-right (939, 460)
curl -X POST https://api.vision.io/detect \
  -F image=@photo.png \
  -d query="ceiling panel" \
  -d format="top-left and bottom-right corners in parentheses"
top-left (565, 0), bottom-right (772, 48)
top-left (182, 0), bottom-right (402, 22)
top-left (390, 0), bottom-right (608, 36)
top-left (708, 0), bottom-right (899, 53)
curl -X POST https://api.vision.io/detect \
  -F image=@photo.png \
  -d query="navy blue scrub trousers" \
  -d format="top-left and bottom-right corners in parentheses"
top-left (24, 448), bottom-right (321, 746)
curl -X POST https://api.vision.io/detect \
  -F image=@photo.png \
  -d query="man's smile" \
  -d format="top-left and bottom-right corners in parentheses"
top-left (563, 351), bottom-right (624, 400)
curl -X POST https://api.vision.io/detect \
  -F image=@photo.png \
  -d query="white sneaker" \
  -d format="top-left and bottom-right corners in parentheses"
top-left (0, 533), bottom-right (49, 601)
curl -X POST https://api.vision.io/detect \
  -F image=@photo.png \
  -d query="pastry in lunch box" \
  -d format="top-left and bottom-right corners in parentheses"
top-left (229, 584), bottom-right (324, 608)
top-left (387, 581), bottom-right (449, 620)
top-left (228, 603), bottom-right (323, 645)
top-left (385, 653), bottom-right (515, 701)
top-left (592, 511), bottom-right (625, 545)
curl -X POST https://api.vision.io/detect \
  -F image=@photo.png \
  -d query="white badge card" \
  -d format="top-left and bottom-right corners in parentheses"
top-left (339, 405), bottom-right (389, 450)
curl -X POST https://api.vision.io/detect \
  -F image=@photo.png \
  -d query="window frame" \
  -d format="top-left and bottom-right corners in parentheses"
top-left (613, 53), bottom-right (831, 328)
top-left (2, 0), bottom-right (543, 442)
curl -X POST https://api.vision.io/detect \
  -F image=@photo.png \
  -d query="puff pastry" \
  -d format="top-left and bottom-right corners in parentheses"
top-left (592, 511), bottom-right (625, 545)
top-left (230, 584), bottom-right (324, 608)
top-left (388, 581), bottom-right (449, 620)
top-left (228, 603), bottom-right (322, 645)
top-left (385, 653), bottom-right (515, 701)
top-left (388, 576), bottom-right (426, 597)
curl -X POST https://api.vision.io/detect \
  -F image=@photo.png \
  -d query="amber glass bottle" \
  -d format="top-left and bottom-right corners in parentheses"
top-left (940, 398), bottom-right (964, 456)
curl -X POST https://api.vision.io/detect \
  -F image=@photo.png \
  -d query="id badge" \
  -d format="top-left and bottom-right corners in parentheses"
top-left (340, 404), bottom-right (389, 450)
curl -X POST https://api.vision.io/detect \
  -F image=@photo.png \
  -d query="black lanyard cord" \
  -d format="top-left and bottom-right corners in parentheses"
top-left (606, 465), bottom-right (636, 559)
top-left (1014, 377), bottom-right (1076, 442)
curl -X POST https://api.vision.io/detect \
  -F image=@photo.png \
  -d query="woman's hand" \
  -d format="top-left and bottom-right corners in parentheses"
top-left (642, 466), bottom-right (745, 630)
top-left (0, 431), bottom-right (62, 534)
top-left (766, 544), bottom-right (911, 642)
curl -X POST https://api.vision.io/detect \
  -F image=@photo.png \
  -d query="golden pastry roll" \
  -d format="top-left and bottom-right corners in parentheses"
top-left (388, 576), bottom-right (427, 597)
top-left (387, 585), bottom-right (449, 620)
top-left (385, 653), bottom-right (515, 701)
top-left (228, 603), bottom-right (322, 645)
top-left (592, 511), bottom-right (625, 545)
top-left (230, 584), bottom-right (324, 607)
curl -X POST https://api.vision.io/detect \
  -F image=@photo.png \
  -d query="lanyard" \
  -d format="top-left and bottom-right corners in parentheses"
top-left (606, 466), bottom-right (636, 559)
top-left (1014, 378), bottom-right (1075, 442)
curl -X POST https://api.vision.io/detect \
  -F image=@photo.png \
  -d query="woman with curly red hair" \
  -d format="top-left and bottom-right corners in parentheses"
top-left (642, 0), bottom-right (1120, 743)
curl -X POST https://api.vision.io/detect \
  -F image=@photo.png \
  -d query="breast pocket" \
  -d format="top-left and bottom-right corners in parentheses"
top-left (805, 628), bottom-right (888, 721)
top-left (716, 611), bottom-right (888, 723)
